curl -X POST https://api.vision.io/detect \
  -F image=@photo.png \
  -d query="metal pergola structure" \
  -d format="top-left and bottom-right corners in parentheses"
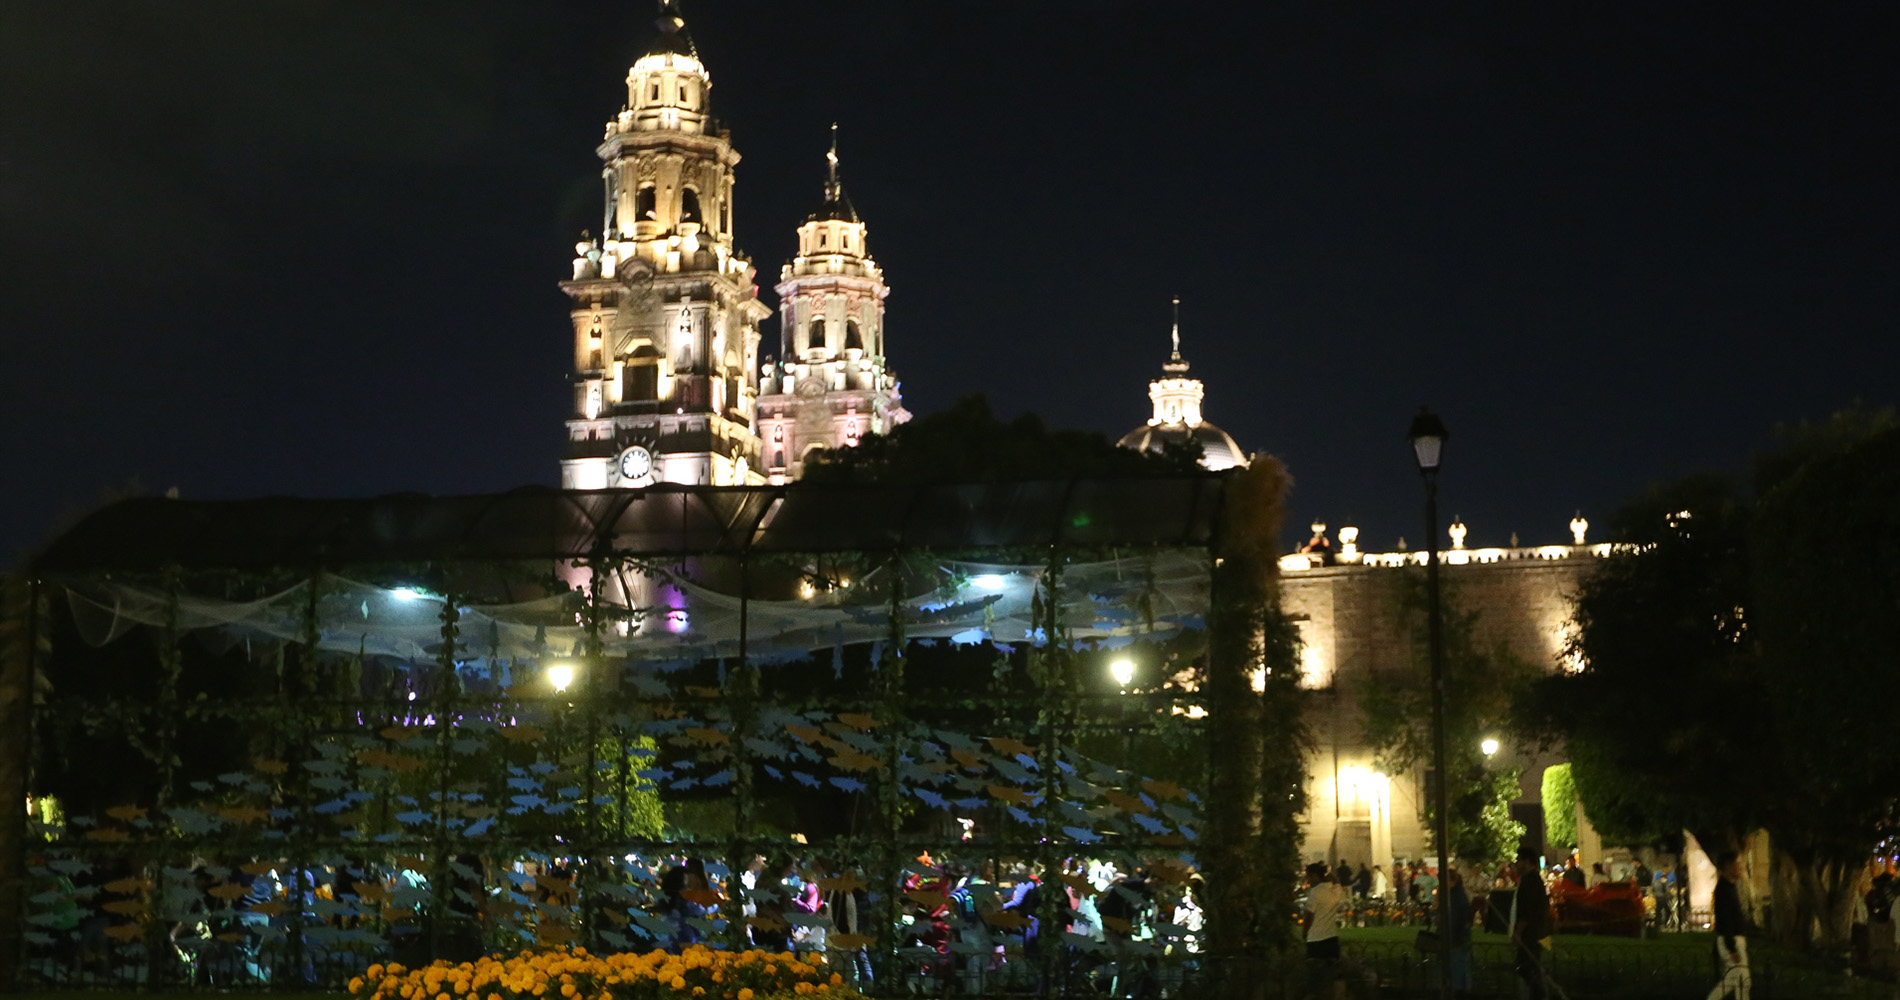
top-left (0, 476), bottom-right (1281, 997)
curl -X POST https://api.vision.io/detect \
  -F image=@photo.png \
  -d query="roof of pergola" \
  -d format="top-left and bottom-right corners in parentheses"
top-left (32, 476), bottom-right (1228, 575)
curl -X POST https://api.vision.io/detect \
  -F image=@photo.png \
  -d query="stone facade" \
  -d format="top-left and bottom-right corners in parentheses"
top-left (1279, 530), bottom-right (1604, 871)
top-left (560, 7), bottom-right (771, 491)
top-left (755, 128), bottom-right (907, 483)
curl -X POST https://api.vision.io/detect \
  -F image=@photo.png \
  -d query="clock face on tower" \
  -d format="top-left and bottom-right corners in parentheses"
top-left (618, 445), bottom-right (653, 483)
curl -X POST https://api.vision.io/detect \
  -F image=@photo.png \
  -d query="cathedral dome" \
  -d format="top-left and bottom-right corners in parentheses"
top-left (1115, 299), bottom-right (1248, 472)
top-left (1118, 420), bottom-right (1247, 471)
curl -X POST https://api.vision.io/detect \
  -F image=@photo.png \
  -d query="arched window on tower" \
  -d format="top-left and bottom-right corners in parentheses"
top-left (680, 189), bottom-right (703, 225)
top-left (808, 319), bottom-right (825, 354)
top-left (623, 344), bottom-right (661, 401)
top-left (845, 320), bottom-right (862, 351)
top-left (635, 185), bottom-right (657, 221)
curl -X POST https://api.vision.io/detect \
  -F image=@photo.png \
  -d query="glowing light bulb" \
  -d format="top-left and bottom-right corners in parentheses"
top-left (1110, 659), bottom-right (1135, 687)
top-left (547, 664), bottom-right (576, 693)
top-left (1481, 738), bottom-right (1500, 757)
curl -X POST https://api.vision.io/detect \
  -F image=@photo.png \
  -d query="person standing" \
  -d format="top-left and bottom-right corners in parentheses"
top-left (1705, 852), bottom-right (1751, 1000)
top-left (1445, 870), bottom-right (1474, 998)
top-left (1353, 864), bottom-right (1373, 901)
top-left (1510, 853), bottom-right (1552, 1000)
top-left (1302, 862), bottom-right (1348, 962)
top-left (1371, 865), bottom-right (1391, 903)
top-left (1654, 864), bottom-right (1677, 930)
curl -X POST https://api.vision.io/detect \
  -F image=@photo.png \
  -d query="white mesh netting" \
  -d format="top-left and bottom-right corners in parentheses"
top-left (61, 551), bottom-right (1209, 664)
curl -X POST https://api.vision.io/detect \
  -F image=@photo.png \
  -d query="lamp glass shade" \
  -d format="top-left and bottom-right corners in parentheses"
top-left (1407, 408), bottom-right (1450, 470)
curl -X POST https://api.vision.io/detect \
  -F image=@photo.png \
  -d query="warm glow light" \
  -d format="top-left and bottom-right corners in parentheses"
top-left (971, 574), bottom-right (1007, 591)
top-left (1481, 738), bottom-right (1500, 757)
top-left (547, 664), bottom-right (576, 693)
top-left (1110, 659), bottom-right (1136, 687)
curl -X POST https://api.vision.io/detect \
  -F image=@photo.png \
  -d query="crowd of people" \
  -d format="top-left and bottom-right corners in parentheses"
top-left (32, 849), bottom-right (1208, 996)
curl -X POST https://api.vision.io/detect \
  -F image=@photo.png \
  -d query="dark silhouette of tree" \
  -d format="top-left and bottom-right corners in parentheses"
top-left (1527, 406), bottom-right (1900, 950)
top-left (801, 394), bottom-right (1207, 484)
top-left (1362, 576), bottom-right (1535, 868)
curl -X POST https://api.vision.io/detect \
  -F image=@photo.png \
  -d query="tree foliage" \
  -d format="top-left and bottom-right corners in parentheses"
top-left (1529, 406), bottom-right (1900, 949)
top-left (1541, 762), bottom-right (1577, 850)
top-left (1361, 576), bottom-right (1534, 867)
top-left (801, 394), bottom-right (1206, 484)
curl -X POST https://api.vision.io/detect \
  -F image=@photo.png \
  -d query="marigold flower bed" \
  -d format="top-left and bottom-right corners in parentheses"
top-left (348, 946), bottom-right (859, 1000)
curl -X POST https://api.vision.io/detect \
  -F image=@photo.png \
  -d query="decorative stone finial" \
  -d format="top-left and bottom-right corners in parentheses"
top-left (1448, 518), bottom-right (1467, 550)
top-left (1570, 512), bottom-right (1589, 546)
top-left (1170, 296), bottom-right (1182, 363)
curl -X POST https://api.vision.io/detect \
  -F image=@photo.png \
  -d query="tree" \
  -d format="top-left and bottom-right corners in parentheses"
top-left (1531, 408), bottom-right (1900, 950)
top-left (1540, 763), bottom-right (1577, 851)
top-left (1747, 413), bottom-right (1900, 948)
top-left (801, 394), bottom-right (1204, 484)
top-left (1361, 577), bottom-right (1533, 868)
top-left (1526, 474), bottom-right (1765, 854)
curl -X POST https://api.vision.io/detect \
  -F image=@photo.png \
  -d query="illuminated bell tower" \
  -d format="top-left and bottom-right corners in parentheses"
top-left (755, 127), bottom-right (906, 482)
top-left (560, 2), bottom-right (770, 490)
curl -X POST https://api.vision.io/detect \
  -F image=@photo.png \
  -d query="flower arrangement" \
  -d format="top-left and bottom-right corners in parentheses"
top-left (348, 946), bottom-right (858, 1000)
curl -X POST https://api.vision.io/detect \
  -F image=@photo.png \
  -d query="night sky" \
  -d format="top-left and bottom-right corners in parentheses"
top-left (4, 1), bottom-right (1896, 568)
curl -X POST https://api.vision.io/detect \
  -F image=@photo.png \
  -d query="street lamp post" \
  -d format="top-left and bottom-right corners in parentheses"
top-left (1408, 406), bottom-right (1454, 1000)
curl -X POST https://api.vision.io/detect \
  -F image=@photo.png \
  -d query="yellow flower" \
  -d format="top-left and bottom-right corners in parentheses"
top-left (829, 973), bottom-right (843, 986)
top-left (671, 976), bottom-right (687, 990)
top-left (737, 989), bottom-right (754, 1000)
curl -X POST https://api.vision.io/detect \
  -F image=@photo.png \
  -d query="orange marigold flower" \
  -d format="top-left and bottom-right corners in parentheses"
top-left (737, 989), bottom-right (754, 1000)
top-left (829, 973), bottom-right (843, 986)
top-left (671, 976), bottom-right (686, 990)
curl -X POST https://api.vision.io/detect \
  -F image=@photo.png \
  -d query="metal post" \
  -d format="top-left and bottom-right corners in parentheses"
top-left (1422, 471), bottom-right (1453, 1000)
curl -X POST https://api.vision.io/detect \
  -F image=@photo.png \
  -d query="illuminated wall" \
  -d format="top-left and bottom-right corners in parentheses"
top-left (1280, 529), bottom-right (1602, 871)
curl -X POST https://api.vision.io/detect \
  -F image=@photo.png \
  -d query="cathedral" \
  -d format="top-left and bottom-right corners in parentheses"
top-left (557, 5), bottom-right (903, 491)
top-left (553, 3), bottom-right (1634, 887)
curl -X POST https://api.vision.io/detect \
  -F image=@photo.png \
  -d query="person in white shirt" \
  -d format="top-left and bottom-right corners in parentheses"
top-left (1303, 862), bottom-right (1349, 961)
top-left (1371, 865), bottom-right (1391, 903)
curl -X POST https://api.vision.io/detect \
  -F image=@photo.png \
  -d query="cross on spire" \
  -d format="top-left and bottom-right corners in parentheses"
top-left (825, 123), bottom-right (840, 201)
top-left (1170, 296), bottom-right (1182, 362)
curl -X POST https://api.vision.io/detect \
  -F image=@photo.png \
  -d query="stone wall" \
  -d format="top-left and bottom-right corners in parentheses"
top-left (1278, 548), bottom-right (1597, 871)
